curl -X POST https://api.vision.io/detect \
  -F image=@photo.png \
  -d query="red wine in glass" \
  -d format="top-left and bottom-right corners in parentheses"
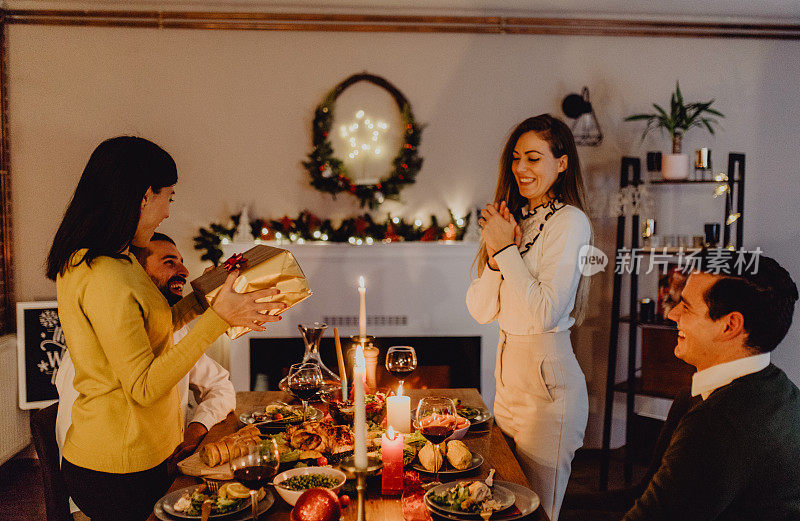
top-left (414, 396), bottom-right (457, 484)
top-left (287, 363), bottom-right (323, 421)
top-left (388, 367), bottom-right (415, 379)
top-left (230, 438), bottom-right (279, 521)
top-left (385, 346), bottom-right (417, 390)
top-left (233, 466), bottom-right (276, 490)
top-left (420, 425), bottom-right (455, 445)
top-left (289, 382), bottom-right (322, 402)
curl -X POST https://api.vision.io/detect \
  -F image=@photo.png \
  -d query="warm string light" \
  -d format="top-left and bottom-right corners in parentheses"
top-left (260, 215), bottom-right (468, 244)
top-left (341, 110), bottom-right (390, 160)
top-left (202, 212), bottom-right (471, 258)
top-left (713, 172), bottom-right (740, 230)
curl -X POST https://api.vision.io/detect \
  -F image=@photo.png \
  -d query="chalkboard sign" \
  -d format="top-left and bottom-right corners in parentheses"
top-left (16, 301), bottom-right (64, 409)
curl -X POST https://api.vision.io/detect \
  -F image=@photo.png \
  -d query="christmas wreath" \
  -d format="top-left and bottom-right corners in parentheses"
top-left (303, 73), bottom-right (424, 209)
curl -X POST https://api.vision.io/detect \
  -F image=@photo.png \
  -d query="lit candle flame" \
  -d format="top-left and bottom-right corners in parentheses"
top-left (387, 425), bottom-right (396, 440)
top-left (359, 276), bottom-right (365, 289)
top-left (398, 381), bottom-right (404, 397)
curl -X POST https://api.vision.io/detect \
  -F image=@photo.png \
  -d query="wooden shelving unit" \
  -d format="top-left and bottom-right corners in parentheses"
top-left (599, 153), bottom-right (746, 490)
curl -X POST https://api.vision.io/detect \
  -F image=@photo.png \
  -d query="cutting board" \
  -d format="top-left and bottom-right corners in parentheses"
top-left (176, 452), bottom-right (234, 480)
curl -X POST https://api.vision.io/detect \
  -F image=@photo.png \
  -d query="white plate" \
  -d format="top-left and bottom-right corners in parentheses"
top-left (424, 481), bottom-right (539, 521)
top-left (239, 405), bottom-right (323, 426)
top-left (456, 405), bottom-right (493, 427)
top-left (154, 485), bottom-right (274, 520)
top-left (412, 453), bottom-right (484, 475)
top-left (425, 482), bottom-right (515, 515)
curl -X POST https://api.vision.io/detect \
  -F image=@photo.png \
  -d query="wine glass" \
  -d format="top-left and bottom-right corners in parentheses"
top-left (287, 362), bottom-right (323, 422)
top-left (230, 438), bottom-right (280, 521)
top-left (385, 346), bottom-right (417, 390)
top-left (414, 396), bottom-right (457, 485)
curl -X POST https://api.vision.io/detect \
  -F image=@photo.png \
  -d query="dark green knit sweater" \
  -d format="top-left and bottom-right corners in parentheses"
top-left (623, 364), bottom-right (800, 521)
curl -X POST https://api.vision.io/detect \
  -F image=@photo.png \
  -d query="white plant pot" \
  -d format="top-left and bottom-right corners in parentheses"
top-left (662, 153), bottom-right (689, 180)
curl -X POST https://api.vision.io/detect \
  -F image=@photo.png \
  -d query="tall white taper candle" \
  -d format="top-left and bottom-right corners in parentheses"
top-left (358, 276), bottom-right (367, 339)
top-left (353, 343), bottom-right (367, 470)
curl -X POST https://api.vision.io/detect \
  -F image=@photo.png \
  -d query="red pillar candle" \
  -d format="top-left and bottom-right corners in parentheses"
top-left (381, 426), bottom-right (404, 495)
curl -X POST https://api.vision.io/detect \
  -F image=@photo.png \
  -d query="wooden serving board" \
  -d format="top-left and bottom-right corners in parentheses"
top-left (176, 452), bottom-right (233, 480)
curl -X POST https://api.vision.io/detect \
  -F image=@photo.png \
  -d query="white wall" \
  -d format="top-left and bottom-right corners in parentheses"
top-left (7, 25), bottom-right (800, 446)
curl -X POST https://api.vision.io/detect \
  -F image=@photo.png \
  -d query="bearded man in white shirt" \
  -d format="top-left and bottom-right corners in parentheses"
top-left (622, 254), bottom-right (800, 521)
top-left (55, 233), bottom-right (235, 492)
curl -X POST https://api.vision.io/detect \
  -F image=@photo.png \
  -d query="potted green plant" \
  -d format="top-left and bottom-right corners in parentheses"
top-left (626, 81), bottom-right (724, 180)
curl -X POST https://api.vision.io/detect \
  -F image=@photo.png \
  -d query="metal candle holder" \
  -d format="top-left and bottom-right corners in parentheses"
top-left (338, 455), bottom-right (383, 521)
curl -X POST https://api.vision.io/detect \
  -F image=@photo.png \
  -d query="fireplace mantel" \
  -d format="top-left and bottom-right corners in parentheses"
top-left (221, 241), bottom-right (500, 409)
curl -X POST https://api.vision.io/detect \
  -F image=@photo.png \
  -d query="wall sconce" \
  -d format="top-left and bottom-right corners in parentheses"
top-left (561, 87), bottom-right (603, 146)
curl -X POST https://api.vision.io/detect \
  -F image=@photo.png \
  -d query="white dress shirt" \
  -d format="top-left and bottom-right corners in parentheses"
top-left (691, 352), bottom-right (771, 400)
top-left (466, 202), bottom-right (591, 334)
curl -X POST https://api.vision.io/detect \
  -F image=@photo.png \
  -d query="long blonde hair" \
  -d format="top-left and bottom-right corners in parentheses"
top-left (475, 114), bottom-right (592, 324)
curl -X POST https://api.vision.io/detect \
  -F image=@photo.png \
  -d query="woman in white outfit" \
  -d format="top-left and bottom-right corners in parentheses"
top-left (466, 114), bottom-right (591, 521)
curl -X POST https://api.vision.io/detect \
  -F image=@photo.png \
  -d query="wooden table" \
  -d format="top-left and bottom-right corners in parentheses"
top-left (148, 389), bottom-right (548, 521)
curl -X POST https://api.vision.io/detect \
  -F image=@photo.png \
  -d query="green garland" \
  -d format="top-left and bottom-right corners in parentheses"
top-left (193, 210), bottom-right (471, 265)
top-left (303, 73), bottom-right (424, 209)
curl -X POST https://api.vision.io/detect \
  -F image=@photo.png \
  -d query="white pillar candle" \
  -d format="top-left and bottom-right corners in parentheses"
top-left (353, 343), bottom-right (368, 470)
top-left (386, 383), bottom-right (411, 434)
top-left (358, 276), bottom-right (367, 339)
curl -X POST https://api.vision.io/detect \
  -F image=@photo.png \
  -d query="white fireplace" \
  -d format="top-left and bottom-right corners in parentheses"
top-left (221, 241), bottom-right (500, 409)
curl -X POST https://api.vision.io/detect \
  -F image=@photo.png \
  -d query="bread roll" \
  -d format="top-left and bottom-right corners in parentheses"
top-left (198, 426), bottom-right (261, 467)
top-left (200, 443), bottom-right (221, 467)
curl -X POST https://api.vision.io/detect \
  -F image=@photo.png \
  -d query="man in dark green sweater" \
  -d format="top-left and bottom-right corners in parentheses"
top-left (623, 255), bottom-right (800, 521)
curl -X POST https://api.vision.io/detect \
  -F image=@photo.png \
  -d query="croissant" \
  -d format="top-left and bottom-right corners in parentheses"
top-left (199, 425), bottom-right (261, 467)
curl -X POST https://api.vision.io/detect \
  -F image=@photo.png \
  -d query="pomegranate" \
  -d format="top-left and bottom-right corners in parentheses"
top-left (290, 488), bottom-right (342, 521)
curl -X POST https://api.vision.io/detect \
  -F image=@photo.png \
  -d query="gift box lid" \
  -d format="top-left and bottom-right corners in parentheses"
top-left (190, 245), bottom-right (295, 295)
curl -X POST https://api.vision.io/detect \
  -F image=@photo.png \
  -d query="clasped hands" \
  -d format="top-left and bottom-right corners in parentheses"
top-left (479, 201), bottom-right (522, 270)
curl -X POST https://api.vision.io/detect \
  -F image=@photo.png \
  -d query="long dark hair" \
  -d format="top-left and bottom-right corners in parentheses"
top-left (46, 136), bottom-right (177, 281)
top-left (476, 114), bottom-right (591, 322)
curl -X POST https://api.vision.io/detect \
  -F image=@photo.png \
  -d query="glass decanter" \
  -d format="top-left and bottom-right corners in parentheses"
top-left (278, 322), bottom-right (341, 394)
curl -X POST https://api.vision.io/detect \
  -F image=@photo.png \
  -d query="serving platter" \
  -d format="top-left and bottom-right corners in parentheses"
top-left (154, 485), bottom-right (274, 520)
top-left (239, 405), bottom-right (324, 427)
top-left (423, 481), bottom-right (539, 521)
top-left (425, 482), bottom-right (515, 516)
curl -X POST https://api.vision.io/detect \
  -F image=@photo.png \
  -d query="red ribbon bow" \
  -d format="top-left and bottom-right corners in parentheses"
top-left (222, 253), bottom-right (247, 272)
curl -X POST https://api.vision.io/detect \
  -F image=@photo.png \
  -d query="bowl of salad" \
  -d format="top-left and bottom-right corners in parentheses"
top-left (272, 466), bottom-right (346, 506)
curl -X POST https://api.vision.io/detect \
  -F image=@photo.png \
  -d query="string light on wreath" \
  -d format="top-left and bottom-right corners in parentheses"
top-left (303, 73), bottom-right (424, 209)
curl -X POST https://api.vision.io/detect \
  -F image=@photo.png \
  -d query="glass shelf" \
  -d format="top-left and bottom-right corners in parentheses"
top-left (634, 247), bottom-right (703, 256)
top-left (619, 316), bottom-right (678, 331)
top-left (613, 377), bottom-right (682, 400)
top-left (646, 178), bottom-right (741, 185)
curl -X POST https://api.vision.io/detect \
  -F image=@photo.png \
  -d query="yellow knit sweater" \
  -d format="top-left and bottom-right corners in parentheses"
top-left (57, 250), bottom-right (229, 473)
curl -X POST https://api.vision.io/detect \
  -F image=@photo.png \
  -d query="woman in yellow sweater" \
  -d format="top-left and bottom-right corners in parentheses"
top-left (46, 136), bottom-right (281, 521)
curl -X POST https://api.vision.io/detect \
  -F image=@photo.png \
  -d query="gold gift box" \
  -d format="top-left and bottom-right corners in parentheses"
top-left (190, 245), bottom-right (312, 339)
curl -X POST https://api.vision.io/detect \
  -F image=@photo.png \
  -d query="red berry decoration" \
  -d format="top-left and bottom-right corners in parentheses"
top-left (339, 494), bottom-right (351, 507)
top-left (316, 456), bottom-right (328, 466)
